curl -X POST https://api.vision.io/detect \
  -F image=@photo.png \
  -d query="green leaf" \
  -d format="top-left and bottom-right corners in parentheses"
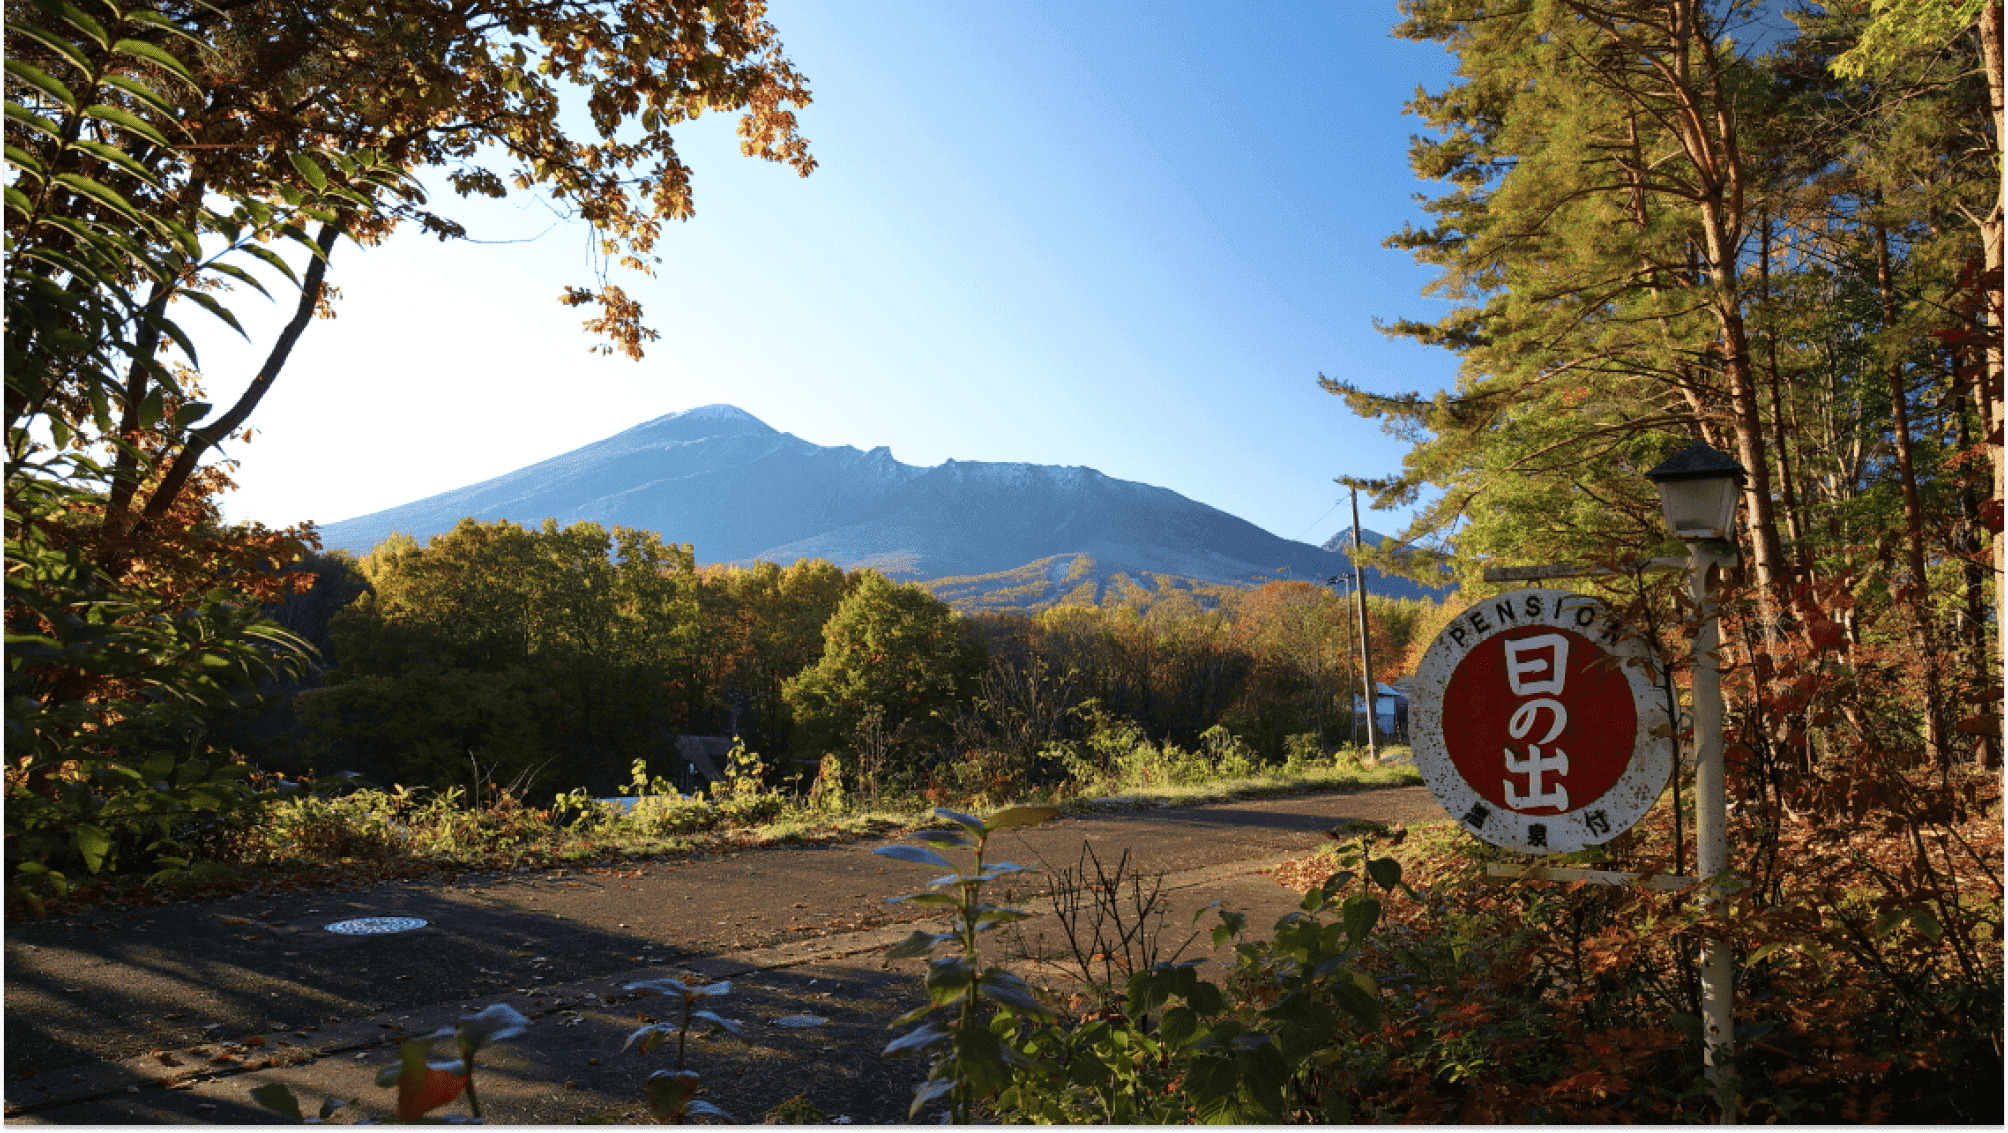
top-left (984, 804), bottom-right (1059, 831)
top-left (289, 151), bottom-right (329, 193)
top-left (890, 1000), bottom-right (938, 1028)
top-left (883, 1021), bottom-right (950, 1056)
top-left (684, 1099), bottom-right (736, 1122)
top-left (170, 400), bottom-right (210, 429)
top-left (5, 60), bottom-right (78, 110)
top-left (206, 260), bottom-right (273, 300)
top-left (1127, 970), bottom-right (1171, 1016)
top-left (175, 289), bottom-right (248, 339)
top-left (1745, 941), bottom-right (1788, 966)
top-left (4, 101), bottom-right (65, 142)
top-left (885, 929), bottom-right (948, 960)
top-left (1910, 909), bottom-right (1944, 941)
top-left (237, 243), bottom-right (302, 287)
top-left (908, 1076), bottom-right (954, 1119)
top-left (1160, 1004), bottom-right (1198, 1047)
top-left (623, 1023), bottom-right (672, 1054)
top-left (100, 73), bottom-right (177, 117)
top-left (1365, 856), bottom-right (1403, 891)
top-left (933, 807), bottom-right (985, 835)
top-left (134, 386), bottom-right (165, 430)
top-left (924, 956), bottom-right (973, 1006)
top-left (7, 25), bottom-right (95, 78)
top-left (69, 138), bottom-right (163, 188)
top-left (624, 976), bottom-right (694, 998)
top-left (125, 10), bottom-right (206, 47)
top-left (155, 212), bottom-right (200, 260)
top-left (6, 144), bottom-right (46, 177)
top-left (110, 38), bottom-right (198, 88)
top-left (74, 824), bottom-right (112, 872)
top-left (1211, 908), bottom-right (1247, 948)
top-left (249, 1082), bottom-right (304, 1122)
top-left (79, 103), bottom-right (172, 148)
top-left (875, 843), bottom-right (955, 871)
top-left (454, 1003), bottom-right (528, 1054)
top-left (1342, 894), bottom-right (1381, 945)
top-left (1348, 967), bottom-right (1378, 999)
top-left (1189, 979), bottom-right (1226, 1017)
top-left (693, 1009), bottom-right (743, 1036)
top-left (1329, 977), bottom-right (1381, 1030)
top-left (888, 891), bottom-right (959, 907)
top-left (52, 173), bottom-right (145, 225)
top-left (56, 3), bottom-right (111, 49)
top-left (643, 1069), bottom-right (700, 1121)
top-left (977, 968), bottom-right (1052, 1016)
top-left (912, 827), bottom-right (971, 847)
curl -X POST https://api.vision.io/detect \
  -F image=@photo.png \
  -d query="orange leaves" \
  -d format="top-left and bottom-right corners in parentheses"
top-left (395, 1063), bottom-right (468, 1123)
top-left (1806, 617), bottom-right (1848, 652)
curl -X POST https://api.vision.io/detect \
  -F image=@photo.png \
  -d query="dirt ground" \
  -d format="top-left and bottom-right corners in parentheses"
top-left (3, 785), bottom-right (1448, 1124)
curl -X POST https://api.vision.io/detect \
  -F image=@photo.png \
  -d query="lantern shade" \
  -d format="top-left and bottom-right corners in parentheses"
top-left (1645, 442), bottom-right (1745, 541)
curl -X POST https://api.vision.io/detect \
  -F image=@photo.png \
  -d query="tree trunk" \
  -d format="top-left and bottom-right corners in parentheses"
top-left (125, 222), bottom-right (341, 552)
top-left (1758, 215), bottom-right (1811, 582)
top-left (1873, 222), bottom-right (1948, 767)
top-left (1977, 1), bottom-right (2006, 756)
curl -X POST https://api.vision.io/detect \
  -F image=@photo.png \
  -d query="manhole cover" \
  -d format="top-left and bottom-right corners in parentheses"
top-left (325, 917), bottom-right (428, 935)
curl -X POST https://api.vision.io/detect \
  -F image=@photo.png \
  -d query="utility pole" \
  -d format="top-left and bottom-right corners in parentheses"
top-left (1346, 483), bottom-right (1380, 763)
top-left (1329, 574), bottom-right (1361, 752)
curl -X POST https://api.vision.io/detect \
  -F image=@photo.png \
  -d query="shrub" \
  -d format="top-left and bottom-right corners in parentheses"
top-left (1199, 725), bottom-right (1259, 778)
top-left (1281, 732), bottom-right (1325, 773)
top-left (709, 741), bottom-right (784, 827)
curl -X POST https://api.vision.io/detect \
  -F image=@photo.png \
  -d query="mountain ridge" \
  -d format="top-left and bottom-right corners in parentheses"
top-left (315, 405), bottom-right (1448, 604)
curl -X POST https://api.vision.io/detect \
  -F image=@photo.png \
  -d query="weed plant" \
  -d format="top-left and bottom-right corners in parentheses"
top-left (877, 817), bottom-right (1411, 1123)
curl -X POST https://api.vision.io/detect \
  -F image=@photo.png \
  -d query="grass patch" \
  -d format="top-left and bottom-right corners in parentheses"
top-left (24, 746), bottom-right (1423, 916)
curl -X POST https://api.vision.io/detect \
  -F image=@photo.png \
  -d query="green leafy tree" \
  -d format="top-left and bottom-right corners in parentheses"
top-left (782, 571), bottom-right (984, 779)
top-left (297, 519), bottom-right (702, 796)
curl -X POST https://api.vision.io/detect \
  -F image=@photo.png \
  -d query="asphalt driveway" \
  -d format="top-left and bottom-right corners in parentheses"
top-left (4, 785), bottom-right (1446, 1123)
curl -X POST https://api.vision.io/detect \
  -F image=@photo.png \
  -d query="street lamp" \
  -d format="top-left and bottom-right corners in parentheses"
top-left (1645, 439), bottom-right (1744, 1124)
top-left (1645, 440), bottom-right (1745, 541)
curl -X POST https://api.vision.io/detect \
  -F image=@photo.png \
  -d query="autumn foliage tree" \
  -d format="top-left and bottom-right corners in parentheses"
top-left (1315, 0), bottom-right (2002, 1116)
top-left (5, 0), bottom-right (815, 904)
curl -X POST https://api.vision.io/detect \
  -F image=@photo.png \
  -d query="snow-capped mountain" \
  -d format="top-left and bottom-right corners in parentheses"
top-left (314, 405), bottom-right (1447, 601)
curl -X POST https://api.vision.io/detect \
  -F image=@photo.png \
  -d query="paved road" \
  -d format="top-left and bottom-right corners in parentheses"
top-left (4, 785), bottom-right (1445, 1124)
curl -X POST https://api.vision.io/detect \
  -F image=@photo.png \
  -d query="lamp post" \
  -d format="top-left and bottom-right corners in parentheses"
top-left (1645, 440), bottom-right (1745, 1124)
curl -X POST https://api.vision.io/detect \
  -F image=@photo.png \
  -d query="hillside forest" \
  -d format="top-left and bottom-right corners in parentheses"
top-left (266, 522), bottom-right (1433, 800)
top-left (4, 0), bottom-right (2001, 1123)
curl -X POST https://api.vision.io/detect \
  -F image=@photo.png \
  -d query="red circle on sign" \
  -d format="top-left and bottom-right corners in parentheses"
top-left (1439, 625), bottom-right (1637, 817)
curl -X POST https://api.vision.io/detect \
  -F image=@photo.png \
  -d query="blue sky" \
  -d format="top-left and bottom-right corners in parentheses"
top-left (202, 1), bottom-right (1464, 550)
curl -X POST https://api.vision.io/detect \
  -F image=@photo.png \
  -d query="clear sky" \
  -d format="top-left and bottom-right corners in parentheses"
top-left (200, 1), bottom-right (1464, 551)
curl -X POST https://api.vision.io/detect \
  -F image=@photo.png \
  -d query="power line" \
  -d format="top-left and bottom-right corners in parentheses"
top-left (1292, 500), bottom-right (1342, 542)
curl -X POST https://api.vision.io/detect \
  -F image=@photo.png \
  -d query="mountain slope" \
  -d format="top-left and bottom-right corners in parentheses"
top-left (316, 405), bottom-right (1449, 602)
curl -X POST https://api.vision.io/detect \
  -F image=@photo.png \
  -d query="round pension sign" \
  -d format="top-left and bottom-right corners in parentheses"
top-left (1410, 588), bottom-right (1672, 854)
